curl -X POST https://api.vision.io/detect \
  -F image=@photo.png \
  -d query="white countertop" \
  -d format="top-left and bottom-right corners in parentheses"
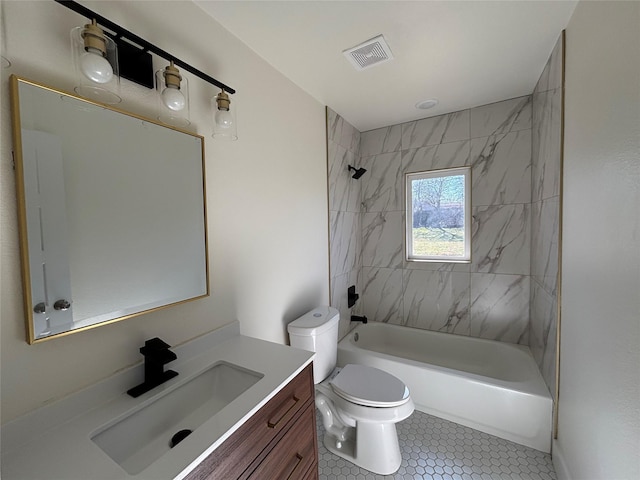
top-left (0, 323), bottom-right (314, 480)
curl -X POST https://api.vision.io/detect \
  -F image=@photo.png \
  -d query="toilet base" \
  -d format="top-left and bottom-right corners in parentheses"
top-left (322, 421), bottom-right (403, 475)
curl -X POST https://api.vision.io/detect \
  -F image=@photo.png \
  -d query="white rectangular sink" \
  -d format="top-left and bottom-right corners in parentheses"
top-left (91, 361), bottom-right (263, 475)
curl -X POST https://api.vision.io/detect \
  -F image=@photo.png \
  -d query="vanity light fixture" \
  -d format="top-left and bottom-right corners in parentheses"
top-left (55, 0), bottom-right (236, 133)
top-left (212, 89), bottom-right (237, 141)
top-left (156, 61), bottom-right (190, 127)
top-left (71, 18), bottom-right (121, 104)
top-left (160, 62), bottom-right (186, 111)
top-left (77, 19), bottom-right (113, 84)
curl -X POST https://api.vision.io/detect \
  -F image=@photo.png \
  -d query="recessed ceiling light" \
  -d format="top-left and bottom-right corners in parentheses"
top-left (415, 99), bottom-right (439, 110)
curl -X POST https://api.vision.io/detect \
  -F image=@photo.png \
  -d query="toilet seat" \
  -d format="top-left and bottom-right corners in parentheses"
top-left (330, 364), bottom-right (410, 407)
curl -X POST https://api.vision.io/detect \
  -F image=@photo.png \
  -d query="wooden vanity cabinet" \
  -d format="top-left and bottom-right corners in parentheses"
top-left (185, 363), bottom-right (318, 480)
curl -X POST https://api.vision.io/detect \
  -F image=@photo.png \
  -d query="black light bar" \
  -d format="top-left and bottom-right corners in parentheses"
top-left (54, 0), bottom-right (236, 94)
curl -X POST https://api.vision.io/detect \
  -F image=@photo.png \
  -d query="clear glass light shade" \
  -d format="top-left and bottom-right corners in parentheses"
top-left (212, 93), bottom-right (237, 141)
top-left (155, 68), bottom-right (190, 127)
top-left (71, 25), bottom-right (121, 104)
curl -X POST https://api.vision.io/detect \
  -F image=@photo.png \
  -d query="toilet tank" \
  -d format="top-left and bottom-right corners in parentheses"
top-left (287, 306), bottom-right (340, 384)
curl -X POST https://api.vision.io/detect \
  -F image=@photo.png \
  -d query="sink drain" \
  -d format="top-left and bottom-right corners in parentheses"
top-left (170, 429), bottom-right (193, 448)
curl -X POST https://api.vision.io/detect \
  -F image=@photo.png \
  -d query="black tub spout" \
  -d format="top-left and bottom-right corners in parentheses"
top-left (351, 315), bottom-right (368, 324)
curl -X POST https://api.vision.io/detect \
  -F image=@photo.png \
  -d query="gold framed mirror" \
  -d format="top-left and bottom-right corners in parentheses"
top-left (10, 75), bottom-right (209, 344)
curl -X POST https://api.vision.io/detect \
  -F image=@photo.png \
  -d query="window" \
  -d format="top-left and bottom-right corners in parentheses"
top-left (405, 167), bottom-right (471, 262)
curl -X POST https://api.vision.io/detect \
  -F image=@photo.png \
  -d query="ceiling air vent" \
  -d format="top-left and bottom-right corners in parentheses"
top-left (343, 34), bottom-right (393, 71)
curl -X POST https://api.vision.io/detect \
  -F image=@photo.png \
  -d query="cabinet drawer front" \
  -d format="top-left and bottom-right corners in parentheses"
top-left (185, 364), bottom-right (314, 480)
top-left (247, 403), bottom-right (317, 480)
top-left (254, 362), bottom-right (313, 439)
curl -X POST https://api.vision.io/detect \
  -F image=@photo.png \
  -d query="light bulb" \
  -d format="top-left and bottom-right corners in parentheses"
top-left (215, 109), bottom-right (234, 129)
top-left (79, 48), bottom-right (113, 84)
top-left (161, 86), bottom-right (186, 111)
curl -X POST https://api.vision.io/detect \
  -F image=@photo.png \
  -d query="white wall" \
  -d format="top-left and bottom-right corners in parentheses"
top-left (556, 1), bottom-right (640, 479)
top-left (0, 0), bottom-right (328, 423)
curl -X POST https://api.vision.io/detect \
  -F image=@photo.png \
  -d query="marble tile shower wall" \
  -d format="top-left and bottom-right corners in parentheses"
top-left (359, 97), bottom-right (533, 344)
top-left (530, 34), bottom-right (563, 397)
top-left (327, 108), bottom-right (363, 338)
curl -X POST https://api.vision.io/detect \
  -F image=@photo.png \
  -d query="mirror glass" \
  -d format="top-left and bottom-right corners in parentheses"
top-left (10, 76), bottom-right (208, 343)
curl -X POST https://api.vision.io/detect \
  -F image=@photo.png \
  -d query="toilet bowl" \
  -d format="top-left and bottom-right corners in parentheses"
top-left (287, 307), bottom-right (414, 475)
top-left (315, 365), bottom-right (414, 474)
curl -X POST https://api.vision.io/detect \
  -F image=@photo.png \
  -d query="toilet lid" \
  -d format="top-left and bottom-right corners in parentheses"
top-left (330, 364), bottom-right (410, 407)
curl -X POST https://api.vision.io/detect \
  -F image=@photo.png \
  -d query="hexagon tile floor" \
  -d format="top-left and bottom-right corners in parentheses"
top-left (316, 410), bottom-right (557, 480)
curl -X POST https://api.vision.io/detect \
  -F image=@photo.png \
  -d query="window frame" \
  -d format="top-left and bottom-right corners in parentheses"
top-left (405, 166), bottom-right (472, 263)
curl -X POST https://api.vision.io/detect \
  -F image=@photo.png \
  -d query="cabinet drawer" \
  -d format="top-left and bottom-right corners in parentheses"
top-left (185, 364), bottom-right (314, 480)
top-left (246, 403), bottom-right (317, 480)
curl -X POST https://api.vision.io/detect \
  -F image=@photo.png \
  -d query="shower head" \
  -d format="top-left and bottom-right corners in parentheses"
top-left (348, 165), bottom-right (367, 179)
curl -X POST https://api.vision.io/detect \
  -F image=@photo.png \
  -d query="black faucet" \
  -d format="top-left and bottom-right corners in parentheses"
top-left (351, 315), bottom-right (368, 324)
top-left (127, 338), bottom-right (178, 398)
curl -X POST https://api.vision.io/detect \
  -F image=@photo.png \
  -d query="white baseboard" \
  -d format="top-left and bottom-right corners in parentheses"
top-left (553, 439), bottom-right (571, 480)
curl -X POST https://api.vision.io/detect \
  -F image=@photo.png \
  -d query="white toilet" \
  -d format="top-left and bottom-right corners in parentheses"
top-left (288, 306), bottom-right (414, 475)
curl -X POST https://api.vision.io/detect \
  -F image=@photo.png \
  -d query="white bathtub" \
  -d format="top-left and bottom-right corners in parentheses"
top-left (337, 322), bottom-right (552, 453)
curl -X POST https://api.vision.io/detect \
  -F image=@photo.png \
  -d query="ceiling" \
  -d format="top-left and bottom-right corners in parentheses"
top-left (194, 1), bottom-right (577, 132)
